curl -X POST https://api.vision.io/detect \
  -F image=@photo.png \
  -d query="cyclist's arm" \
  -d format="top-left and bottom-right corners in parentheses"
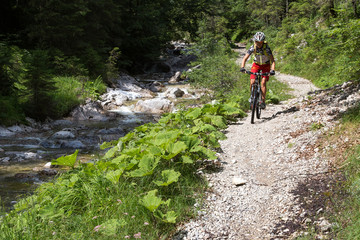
top-left (241, 53), bottom-right (251, 68)
top-left (270, 55), bottom-right (275, 71)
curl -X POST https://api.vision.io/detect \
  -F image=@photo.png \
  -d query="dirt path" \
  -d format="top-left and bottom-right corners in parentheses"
top-left (174, 48), bottom-right (360, 239)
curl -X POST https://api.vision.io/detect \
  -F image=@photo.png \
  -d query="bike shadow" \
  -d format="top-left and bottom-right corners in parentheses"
top-left (260, 106), bottom-right (300, 122)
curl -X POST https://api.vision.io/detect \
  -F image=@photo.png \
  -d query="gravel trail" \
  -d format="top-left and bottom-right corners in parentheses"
top-left (174, 49), bottom-right (360, 239)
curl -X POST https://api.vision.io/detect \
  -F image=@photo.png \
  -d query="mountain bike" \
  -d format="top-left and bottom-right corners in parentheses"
top-left (244, 70), bottom-right (270, 124)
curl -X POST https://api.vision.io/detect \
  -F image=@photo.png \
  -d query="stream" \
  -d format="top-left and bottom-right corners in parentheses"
top-left (0, 42), bottom-right (199, 211)
top-left (0, 111), bottom-right (158, 210)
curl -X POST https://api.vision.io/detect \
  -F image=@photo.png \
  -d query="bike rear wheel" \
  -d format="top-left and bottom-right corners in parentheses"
top-left (256, 104), bottom-right (261, 119)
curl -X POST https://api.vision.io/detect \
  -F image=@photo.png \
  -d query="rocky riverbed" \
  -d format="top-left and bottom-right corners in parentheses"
top-left (0, 42), bottom-right (202, 209)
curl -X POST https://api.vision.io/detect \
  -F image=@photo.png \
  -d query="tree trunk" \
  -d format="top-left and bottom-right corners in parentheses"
top-left (353, 0), bottom-right (359, 18)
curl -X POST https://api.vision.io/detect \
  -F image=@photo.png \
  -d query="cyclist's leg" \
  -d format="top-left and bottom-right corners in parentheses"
top-left (260, 64), bottom-right (270, 102)
top-left (250, 63), bottom-right (259, 93)
top-left (261, 77), bottom-right (267, 102)
top-left (250, 78), bottom-right (255, 92)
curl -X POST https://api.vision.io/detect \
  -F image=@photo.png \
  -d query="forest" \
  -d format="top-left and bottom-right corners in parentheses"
top-left (0, 1), bottom-right (360, 239)
top-left (1, 0), bottom-right (359, 124)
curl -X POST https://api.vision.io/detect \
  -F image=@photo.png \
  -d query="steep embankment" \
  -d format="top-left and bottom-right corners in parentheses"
top-left (174, 49), bottom-right (360, 239)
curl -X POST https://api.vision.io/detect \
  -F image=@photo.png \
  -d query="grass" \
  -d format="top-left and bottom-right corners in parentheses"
top-left (51, 75), bottom-right (107, 117)
top-left (267, 77), bottom-right (293, 103)
top-left (330, 103), bottom-right (360, 239)
top-left (0, 100), bottom-right (242, 239)
top-left (296, 103), bottom-right (360, 239)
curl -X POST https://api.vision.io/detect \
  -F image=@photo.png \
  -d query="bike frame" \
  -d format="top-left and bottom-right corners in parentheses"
top-left (244, 70), bottom-right (270, 124)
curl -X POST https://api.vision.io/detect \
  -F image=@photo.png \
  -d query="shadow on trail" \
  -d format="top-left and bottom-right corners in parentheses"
top-left (270, 171), bottom-right (343, 239)
top-left (261, 106), bottom-right (300, 122)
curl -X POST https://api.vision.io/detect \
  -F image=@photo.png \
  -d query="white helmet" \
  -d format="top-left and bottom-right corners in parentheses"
top-left (253, 32), bottom-right (266, 42)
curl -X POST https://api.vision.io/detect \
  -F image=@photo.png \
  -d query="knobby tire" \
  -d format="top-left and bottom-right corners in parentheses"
top-left (256, 104), bottom-right (261, 119)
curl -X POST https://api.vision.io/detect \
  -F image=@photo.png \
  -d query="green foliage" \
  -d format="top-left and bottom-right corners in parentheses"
top-left (0, 99), bottom-right (246, 239)
top-left (83, 76), bottom-right (107, 99)
top-left (0, 96), bottom-right (26, 126)
top-left (310, 121), bottom-right (324, 131)
top-left (332, 145), bottom-right (360, 239)
top-left (20, 49), bottom-right (56, 121)
top-left (188, 42), bottom-right (245, 100)
top-left (50, 75), bottom-right (107, 118)
top-left (53, 51), bottom-right (88, 77)
top-left (341, 103), bottom-right (360, 123)
top-left (0, 43), bottom-right (26, 96)
top-left (51, 150), bottom-right (79, 168)
top-left (51, 76), bottom-right (83, 116)
top-left (266, 79), bottom-right (293, 103)
top-left (154, 170), bottom-right (181, 187)
top-left (274, 1), bottom-right (360, 88)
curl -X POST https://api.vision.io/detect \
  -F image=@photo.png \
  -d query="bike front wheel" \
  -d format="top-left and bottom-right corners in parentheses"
top-left (251, 91), bottom-right (258, 124)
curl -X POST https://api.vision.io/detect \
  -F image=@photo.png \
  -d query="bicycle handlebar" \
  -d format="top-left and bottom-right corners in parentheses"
top-left (243, 70), bottom-right (270, 76)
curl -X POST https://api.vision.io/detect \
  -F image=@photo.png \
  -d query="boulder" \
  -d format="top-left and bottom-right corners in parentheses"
top-left (169, 71), bottom-right (182, 84)
top-left (134, 98), bottom-right (173, 114)
top-left (0, 127), bottom-right (15, 137)
top-left (113, 73), bottom-right (146, 92)
top-left (59, 140), bottom-right (86, 149)
top-left (51, 130), bottom-right (76, 139)
top-left (70, 100), bottom-right (112, 121)
top-left (148, 81), bottom-right (165, 92)
top-left (164, 87), bottom-right (186, 98)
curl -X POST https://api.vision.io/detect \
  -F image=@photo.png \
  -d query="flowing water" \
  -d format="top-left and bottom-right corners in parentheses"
top-left (0, 111), bottom-right (158, 211)
top-left (0, 47), bottom-right (197, 211)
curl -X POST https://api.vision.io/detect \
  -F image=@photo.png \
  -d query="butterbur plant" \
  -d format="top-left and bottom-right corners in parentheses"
top-left (139, 190), bottom-right (177, 223)
top-left (0, 100), bottom-right (243, 239)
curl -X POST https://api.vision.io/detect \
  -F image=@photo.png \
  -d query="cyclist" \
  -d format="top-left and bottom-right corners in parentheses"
top-left (240, 32), bottom-right (275, 109)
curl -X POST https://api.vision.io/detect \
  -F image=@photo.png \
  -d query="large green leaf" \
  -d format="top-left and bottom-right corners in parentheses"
top-left (190, 146), bottom-right (217, 160)
top-left (205, 134), bottom-right (221, 148)
top-left (205, 114), bottom-right (227, 128)
top-left (162, 211), bottom-right (177, 223)
top-left (185, 108), bottom-right (202, 119)
top-left (51, 150), bottom-right (78, 168)
top-left (164, 141), bottom-right (187, 160)
top-left (147, 145), bottom-right (164, 156)
top-left (199, 124), bottom-right (217, 132)
top-left (153, 170), bottom-right (181, 186)
top-left (98, 219), bottom-right (127, 236)
top-left (128, 155), bottom-right (159, 177)
top-left (201, 104), bottom-right (218, 115)
top-left (102, 145), bottom-right (120, 159)
top-left (222, 103), bottom-right (242, 115)
top-left (155, 210), bottom-right (177, 223)
top-left (181, 155), bottom-right (194, 164)
top-left (139, 190), bottom-right (163, 212)
top-left (105, 166), bottom-right (125, 184)
top-left (212, 130), bottom-right (227, 140)
top-left (100, 140), bottom-right (119, 150)
top-left (157, 113), bottom-right (175, 125)
top-left (68, 174), bottom-right (79, 187)
top-left (153, 130), bottom-right (180, 146)
top-left (180, 135), bottom-right (200, 150)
